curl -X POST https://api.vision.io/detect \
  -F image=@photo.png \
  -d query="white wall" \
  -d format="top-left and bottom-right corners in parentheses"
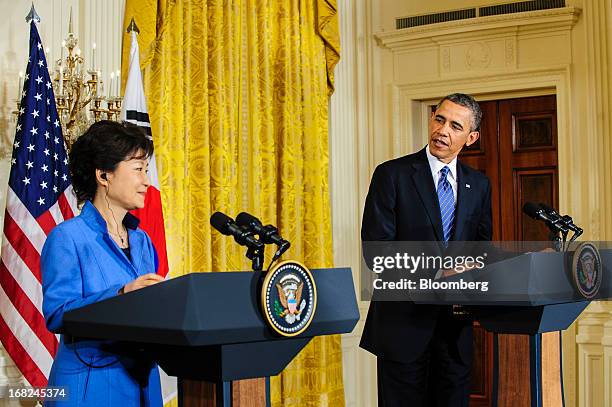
top-left (330, 0), bottom-right (381, 405)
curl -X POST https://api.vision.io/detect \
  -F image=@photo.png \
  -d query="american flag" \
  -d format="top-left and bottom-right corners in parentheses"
top-left (0, 21), bottom-right (77, 386)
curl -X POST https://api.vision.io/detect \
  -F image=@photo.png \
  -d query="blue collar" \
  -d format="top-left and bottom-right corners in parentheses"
top-left (80, 201), bottom-right (141, 232)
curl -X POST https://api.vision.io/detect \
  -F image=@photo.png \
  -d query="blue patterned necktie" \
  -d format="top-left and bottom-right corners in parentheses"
top-left (437, 166), bottom-right (455, 244)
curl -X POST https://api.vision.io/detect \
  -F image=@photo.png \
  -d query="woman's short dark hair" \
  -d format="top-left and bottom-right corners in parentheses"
top-left (69, 121), bottom-right (154, 204)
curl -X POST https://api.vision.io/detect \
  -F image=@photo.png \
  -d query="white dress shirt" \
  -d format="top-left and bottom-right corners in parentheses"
top-left (425, 145), bottom-right (458, 205)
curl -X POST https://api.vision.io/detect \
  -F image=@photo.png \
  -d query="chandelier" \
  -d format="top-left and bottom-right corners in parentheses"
top-left (12, 6), bottom-right (123, 151)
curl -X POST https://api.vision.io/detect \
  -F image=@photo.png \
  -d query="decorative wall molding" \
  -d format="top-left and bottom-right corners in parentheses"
top-left (375, 7), bottom-right (581, 50)
top-left (578, 0), bottom-right (612, 402)
top-left (602, 311), bottom-right (612, 406)
top-left (441, 47), bottom-right (451, 72)
top-left (391, 66), bottom-right (568, 156)
top-left (504, 38), bottom-right (515, 68)
top-left (576, 303), bottom-right (611, 407)
top-left (582, 0), bottom-right (612, 240)
top-left (465, 42), bottom-right (491, 70)
top-left (329, 1), bottom-right (362, 406)
top-left (330, 0), bottom-right (379, 404)
top-left (377, 8), bottom-right (579, 86)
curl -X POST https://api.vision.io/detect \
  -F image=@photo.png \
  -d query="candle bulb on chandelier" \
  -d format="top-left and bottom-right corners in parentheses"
top-left (17, 71), bottom-right (23, 101)
top-left (45, 48), bottom-right (51, 75)
top-left (100, 71), bottom-right (104, 98)
top-left (61, 40), bottom-right (66, 61)
top-left (59, 65), bottom-right (64, 96)
top-left (96, 70), bottom-right (101, 98)
top-left (116, 69), bottom-right (120, 97)
top-left (92, 42), bottom-right (96, 70)
top-left (74, 48), bottom-right (81, 77)
top-left (109, 72), bottom-right (115, 98)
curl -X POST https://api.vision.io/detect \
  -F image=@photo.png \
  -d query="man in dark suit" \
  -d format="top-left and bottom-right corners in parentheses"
top-left (360, 93), bottom-right (492, 406)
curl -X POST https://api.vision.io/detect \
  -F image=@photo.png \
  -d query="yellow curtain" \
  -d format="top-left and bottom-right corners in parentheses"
top-left (122, 1), bottom-right (343, 405)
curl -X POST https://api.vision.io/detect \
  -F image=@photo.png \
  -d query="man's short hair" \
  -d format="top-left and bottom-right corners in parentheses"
top-left (436, 93), bottom-right (482, 132)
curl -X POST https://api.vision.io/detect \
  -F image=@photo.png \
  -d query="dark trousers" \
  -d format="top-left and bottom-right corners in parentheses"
top-left (376, 319), bottom-right (472, 407)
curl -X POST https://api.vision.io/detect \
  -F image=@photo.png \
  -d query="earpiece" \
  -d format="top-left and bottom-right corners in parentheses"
top-left (101, 173), bottom-right (107, 180)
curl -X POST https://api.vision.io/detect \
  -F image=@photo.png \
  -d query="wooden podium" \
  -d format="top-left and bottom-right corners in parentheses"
top-left (412, 250), bottom-right (609, 407)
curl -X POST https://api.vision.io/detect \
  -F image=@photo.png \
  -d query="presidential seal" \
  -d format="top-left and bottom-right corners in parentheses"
top-left (261, 260), bottom-right (317, 337)
top-left (571, 242), bottom-right (602, 299)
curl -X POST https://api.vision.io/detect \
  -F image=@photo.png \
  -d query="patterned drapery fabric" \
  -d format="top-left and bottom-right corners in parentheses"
top-left (122, 1), bottom-right (343, 405)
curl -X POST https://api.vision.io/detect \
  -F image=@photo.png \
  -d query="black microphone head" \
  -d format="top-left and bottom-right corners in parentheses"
top-left (539, 203), bottom-right (558, 215)
top-left (210, 212), bottom-right (233, 235)
top-left (236, 212), bottom-right (261, 227)
top-left (522, 202), bottom-right (542, 219)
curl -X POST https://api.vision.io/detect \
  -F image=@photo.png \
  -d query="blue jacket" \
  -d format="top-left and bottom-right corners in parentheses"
top-left (41, 201), bottom-right (162, 406)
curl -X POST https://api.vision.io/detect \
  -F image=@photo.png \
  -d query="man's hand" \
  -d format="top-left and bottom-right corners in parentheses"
top-left (121, 273), bottom-right (164, 294)
top-left (435, 264), bottom-right (478, 280)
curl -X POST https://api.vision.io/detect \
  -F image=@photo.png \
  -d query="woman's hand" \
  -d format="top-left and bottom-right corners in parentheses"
top-left (121, 273), bottom-right (164, 294)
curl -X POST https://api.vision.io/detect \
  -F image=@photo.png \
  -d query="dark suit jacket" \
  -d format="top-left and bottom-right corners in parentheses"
top-left (359, 148), bottom-right (492, 364)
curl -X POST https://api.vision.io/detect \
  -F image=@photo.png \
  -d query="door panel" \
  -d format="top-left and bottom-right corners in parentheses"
top-left (458, 100), bottom-right (501, 240)
top-left (499, 96), bottom-right (558, 241)
top-left (516, 170), bottom-right (558, 241)
top-left (457, 95), bottom-right (558, 407)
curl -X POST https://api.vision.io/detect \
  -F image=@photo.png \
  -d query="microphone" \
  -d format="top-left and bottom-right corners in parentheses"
top-left (235, 212), bottom-right (291, 259)
top-left (522, 202), bottom-right (568, 234)
top-left (210, 212), bottom-right (264, 249)
top-left (539, 203), bottom-right (583, 236)
top-left (522, 201), bottom-right (550, 221)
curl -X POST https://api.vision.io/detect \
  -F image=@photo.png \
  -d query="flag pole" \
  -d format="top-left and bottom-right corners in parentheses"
top-left (127, 17), bottom-right (140, 34)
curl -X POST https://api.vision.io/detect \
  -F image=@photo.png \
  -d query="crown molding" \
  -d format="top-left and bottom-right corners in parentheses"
top-left (375, 6), bottom-right (581, 50)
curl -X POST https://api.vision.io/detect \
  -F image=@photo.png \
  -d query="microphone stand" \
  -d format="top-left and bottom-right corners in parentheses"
top-left (546, 218), bottom-right (582, 252)
top-left (246, 245), bottom-right (265, 272)
top-left (234, 226), bottom-right (264, 271)
top-left (546, 222), bottom-right (567, 252)
top-left (548, 230), bottom-right (566, 252)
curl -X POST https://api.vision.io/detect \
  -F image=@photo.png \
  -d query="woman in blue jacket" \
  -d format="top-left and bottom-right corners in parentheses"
top-left (41, 121), bottom-right (164, 406)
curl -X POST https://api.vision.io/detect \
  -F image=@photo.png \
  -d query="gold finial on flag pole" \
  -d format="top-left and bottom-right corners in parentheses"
top-left (127, 17), bottom-right (140, 34)
top-left (25, 2), bottom-right (41, 24)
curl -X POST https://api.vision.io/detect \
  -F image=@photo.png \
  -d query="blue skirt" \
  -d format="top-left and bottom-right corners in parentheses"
top-left (44, 337), bottom-right (162, 406)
